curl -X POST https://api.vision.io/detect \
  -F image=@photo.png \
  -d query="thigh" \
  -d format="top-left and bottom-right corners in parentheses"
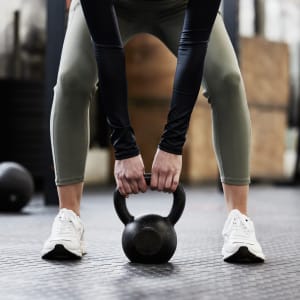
top-left (58, 0), bottom-right (135, 84)
top-left (117, 14), bottom-right (138, 45)
top-left (57, 0), bottom-right (98, 86)
top-left (203, 14), bottom-right (241, 93)
top-left (152, 7), bottom-right (185, 55)
top-left (153, 12), bottom-right (240, 96)
top-left (115, 0), bottom-right (154, 38)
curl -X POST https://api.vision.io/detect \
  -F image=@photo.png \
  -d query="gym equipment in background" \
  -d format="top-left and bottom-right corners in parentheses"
top-left (114, 173), bottom-right (186, 264)
top-left (0, 162), bottom-right (34, 212)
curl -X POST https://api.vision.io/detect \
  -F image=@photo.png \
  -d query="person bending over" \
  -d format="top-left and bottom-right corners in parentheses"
top-left (41, 0), bottom-right (265, 263)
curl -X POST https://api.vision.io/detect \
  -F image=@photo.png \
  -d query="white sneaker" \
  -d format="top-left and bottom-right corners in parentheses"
top-left (41, 208), bottom-right (86, 260)
top-left (222, 209), bottom-right (265, 263)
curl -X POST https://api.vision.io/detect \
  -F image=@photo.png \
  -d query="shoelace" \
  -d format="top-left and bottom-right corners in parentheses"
top-left (224, 214), bottom-right (251, 238)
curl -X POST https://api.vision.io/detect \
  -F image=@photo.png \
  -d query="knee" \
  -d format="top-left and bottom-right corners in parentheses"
top-left (54, 69), bottom-right (96, 103)
top-left (210, 70), bottom-right (245, 106)
top-left (221, 70), bottom-right (242, 95)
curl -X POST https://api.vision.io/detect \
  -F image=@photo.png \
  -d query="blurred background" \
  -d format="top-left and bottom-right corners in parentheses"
top-left (0, 0), bottom-right (299, 204)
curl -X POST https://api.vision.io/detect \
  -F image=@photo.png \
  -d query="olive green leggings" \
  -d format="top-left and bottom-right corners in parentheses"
top-left (51, 0), bottom-right (251, 186)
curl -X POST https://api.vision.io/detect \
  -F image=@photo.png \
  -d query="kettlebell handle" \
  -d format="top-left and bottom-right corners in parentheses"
top-left (113, 173), bottom-right (185, 225)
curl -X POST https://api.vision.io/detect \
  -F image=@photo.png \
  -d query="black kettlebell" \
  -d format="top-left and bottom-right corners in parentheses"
top-left (114, 173), bottom-right (185, 264)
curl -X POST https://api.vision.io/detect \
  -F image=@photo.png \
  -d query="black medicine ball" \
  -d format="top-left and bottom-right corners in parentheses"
top-left (0, 162), bottom-right (34, 212)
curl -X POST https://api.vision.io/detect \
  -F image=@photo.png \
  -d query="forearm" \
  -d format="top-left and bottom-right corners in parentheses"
top-left (159, 0), bottom-right (221, 154)
top-left (80, 0), bottom-right (139, 159)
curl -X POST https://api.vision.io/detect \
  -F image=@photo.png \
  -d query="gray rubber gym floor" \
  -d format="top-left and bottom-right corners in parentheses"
top-left (1, 185), bottom-right (299, 300)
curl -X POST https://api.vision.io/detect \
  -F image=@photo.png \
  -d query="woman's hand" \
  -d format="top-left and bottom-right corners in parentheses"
top-left (114, 154), bottom-right (147, 197)
top-left (151, 149), bottom-right (182, 193)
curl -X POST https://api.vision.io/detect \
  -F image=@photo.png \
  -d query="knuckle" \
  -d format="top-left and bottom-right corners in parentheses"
top-left (152, 166), bottom-right (159, 173)
top-left (126, 171), bottom-right (140, 181)
top-left (161, 169), bottom-right (168, 175)
top-left (165, 180), bottom-right (171, 187)
top-left (124, 186), bottom-right (131, 193)
top-left (134, 173), bottom-right (142, 180)
top-left (117, 172), bottom-right (125, 180)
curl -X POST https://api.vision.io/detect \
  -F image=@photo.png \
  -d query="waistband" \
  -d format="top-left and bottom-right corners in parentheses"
top-left (71, 0), bottom-right (188, 8)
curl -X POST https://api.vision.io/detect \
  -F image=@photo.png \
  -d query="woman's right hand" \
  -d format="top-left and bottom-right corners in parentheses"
top-left (114, 154), bottom-right (148, 197)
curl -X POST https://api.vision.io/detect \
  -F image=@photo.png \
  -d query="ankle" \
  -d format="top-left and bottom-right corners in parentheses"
top-left (59, 206), bottom-right (80, 216)
top-left (57, 182), bottom-right (83, 217)
top-left (223, 184), bottom-right (248, 216)
top-left (227, 207), bottom-right (247, 216)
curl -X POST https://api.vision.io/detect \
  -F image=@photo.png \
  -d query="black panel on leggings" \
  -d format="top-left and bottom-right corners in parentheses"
top-left (80, 0), bottom-right (220, 159)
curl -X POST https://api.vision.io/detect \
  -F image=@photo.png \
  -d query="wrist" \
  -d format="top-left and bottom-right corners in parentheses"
top-left (115, 149), bottom-right (140, 160)
top-left (158, 144), bottom-right (183, 156)
top-left (110, 126), bottom-right (140, 160)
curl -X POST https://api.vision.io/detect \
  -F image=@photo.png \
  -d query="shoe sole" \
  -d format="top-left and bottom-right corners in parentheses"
top-left (224, 246), bottom-right (264, 264)
top-left (42, 244), bottom-right (82, 260)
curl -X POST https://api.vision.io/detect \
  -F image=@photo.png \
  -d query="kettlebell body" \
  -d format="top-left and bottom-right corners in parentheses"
top-left (114, 173), bottom-right (185, 264)
top-left (122, 214), bottom-right (177, 264)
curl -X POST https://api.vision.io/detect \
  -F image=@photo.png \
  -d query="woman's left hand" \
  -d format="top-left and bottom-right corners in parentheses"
top-left (151, 149), bottom-right (182, 193)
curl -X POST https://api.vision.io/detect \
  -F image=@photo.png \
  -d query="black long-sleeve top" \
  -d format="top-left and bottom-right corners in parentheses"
top-left (80, 0), bottom-right (221, 160)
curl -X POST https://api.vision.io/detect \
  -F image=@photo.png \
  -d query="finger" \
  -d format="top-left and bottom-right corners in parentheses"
top-left (171, 173), bottom-right (180, 192)
top-left (150, 169), bottom-right (159, 190)
top-left (128, 178), bottom-right (139, 194)
top-left (138, 175), bottom-right (148, 193)
top-left (157, 173), bottom-right (165, 191)
top-left (122, 179), bottom-right (132, 197)
top-left (117, 180), bottom-right (127, 198)
top-left (164, 174), bottom-right (173, 193)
